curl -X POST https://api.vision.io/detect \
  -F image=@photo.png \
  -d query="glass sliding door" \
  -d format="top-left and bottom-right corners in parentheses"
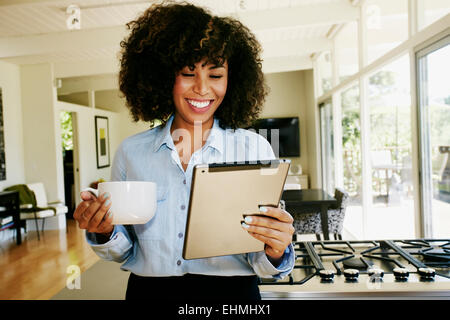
top-left (417, 35), bottom-right (450, 238)
top-left (366, 54), bottom-right (415, 239)
top-left (320, 100), bottom-right (335, 194)
top-left (341, 83), bottom-right (364, 239)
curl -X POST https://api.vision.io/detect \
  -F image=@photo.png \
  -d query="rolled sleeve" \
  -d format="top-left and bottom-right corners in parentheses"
top-left (247, 243), bottom-right (295, 279)
top-left (86, 225), bottom-right (133, 263)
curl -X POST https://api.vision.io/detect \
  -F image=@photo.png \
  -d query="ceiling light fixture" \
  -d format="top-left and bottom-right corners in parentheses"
top-left (66, 4), bottom-right (81, 30)
top-left (239, 0), bottom-right (246, 10)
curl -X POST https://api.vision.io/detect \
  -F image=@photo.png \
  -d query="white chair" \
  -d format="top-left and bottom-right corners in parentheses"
top-left (371, 149), bottom-right (394, 197)
top-left (21, 183), bottom-right (68, 240)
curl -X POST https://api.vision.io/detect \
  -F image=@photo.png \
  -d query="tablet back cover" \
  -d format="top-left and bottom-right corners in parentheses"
top-left (183, 160), bottom-right (290, 260)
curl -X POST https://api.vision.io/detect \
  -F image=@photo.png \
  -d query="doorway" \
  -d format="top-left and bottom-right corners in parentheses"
top-left (60, 111), bottom-right (80, 219)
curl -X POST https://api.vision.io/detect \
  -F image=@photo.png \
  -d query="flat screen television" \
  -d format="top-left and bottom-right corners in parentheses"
top-left (248, 117), bottom-right (300, 157)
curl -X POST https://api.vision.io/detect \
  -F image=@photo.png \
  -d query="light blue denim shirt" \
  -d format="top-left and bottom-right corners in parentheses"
top-left (86, 115), bottom-right (295, 279)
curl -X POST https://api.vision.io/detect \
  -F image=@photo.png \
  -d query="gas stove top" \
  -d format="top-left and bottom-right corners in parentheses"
top-left (259, 239), bottom-right (450, 299)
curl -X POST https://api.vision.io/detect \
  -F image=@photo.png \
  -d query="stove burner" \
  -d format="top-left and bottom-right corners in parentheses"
top-left (342, 257), bottom-right (370, 270)
top-left (420, 247), bottom-right (450, 263)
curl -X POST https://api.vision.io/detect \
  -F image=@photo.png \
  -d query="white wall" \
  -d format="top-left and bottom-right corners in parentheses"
top-left (56, 101), bottom-right (124, 201)
top-left (20, 63), bottom-right (66, 230)
top-left (262, 70), bottom-right (312, 181)
top-left (57, 89), bottom-right (152, 204)
top-left (20, 64), bottom-right (63, 201)
top-left (0, 61), bottom-right (26, 190)
top-left (94, 89), bottom-right (151, 139)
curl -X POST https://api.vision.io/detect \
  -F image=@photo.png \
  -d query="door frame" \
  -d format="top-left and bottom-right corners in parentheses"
top-left (70, 112), bottom-right (81, 208)
top-left (415, 31), bottom-right (450, 237)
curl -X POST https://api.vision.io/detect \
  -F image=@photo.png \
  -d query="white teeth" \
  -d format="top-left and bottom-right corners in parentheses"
top-left (187, 99), bottom-right (210, 109)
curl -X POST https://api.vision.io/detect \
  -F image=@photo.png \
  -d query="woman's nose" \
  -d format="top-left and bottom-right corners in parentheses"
top-left (193, 76), bottom-right (209, 96)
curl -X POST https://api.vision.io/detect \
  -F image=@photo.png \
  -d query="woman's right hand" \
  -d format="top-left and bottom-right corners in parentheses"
top-left (73, 191), bottom-right (114, 236)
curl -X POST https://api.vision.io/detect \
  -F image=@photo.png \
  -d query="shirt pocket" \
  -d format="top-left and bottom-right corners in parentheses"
top-left (133, 186), bottom-right (168, 240)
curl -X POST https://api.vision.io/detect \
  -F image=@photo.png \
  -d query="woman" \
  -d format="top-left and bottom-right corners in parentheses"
top-left (74, 2), bottom-right (295, 300)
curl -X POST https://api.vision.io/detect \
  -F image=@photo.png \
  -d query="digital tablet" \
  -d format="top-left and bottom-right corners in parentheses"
top-left (182, 159), bottom-right (290, 260)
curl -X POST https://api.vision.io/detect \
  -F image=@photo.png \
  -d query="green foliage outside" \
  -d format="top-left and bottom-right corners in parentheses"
top-left (341, 70), bottom-right (410, 196)
top-left (60, 111), bottom-right (73, 151)
top-left (340, 69), bottom-right (450, 197)
top-left (368, 70), bottom-right (411, 163)
top-left (341, 84), bottom-right (361, 196)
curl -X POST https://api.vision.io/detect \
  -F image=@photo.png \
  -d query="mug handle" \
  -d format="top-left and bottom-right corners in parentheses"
top-left (81, 187), bottom-right (99, 199)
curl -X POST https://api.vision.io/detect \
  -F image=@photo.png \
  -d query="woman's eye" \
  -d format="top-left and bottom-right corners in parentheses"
top-left (210, 75), bottom-right (223, 79)
top-left (181, 73), bottom-right (195, 77)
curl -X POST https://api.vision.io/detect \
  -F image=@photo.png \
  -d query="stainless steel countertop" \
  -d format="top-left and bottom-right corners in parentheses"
top-left (259, 273), bottom-right (450, 299)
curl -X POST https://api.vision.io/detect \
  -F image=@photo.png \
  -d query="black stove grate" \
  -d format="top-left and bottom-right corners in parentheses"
top-left (258, 239), bottom-right (450, 286)
top-left (393, 239), bottom-right (450, 272)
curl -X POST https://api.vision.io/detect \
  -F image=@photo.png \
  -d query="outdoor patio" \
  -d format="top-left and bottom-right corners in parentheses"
top-left (343, 197), bottom-right (450, 240)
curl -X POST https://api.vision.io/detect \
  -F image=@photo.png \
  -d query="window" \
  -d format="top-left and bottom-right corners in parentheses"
top-left (420, 0), bottom-right (450, 31)
top-left (417, 36), bottom-right (450, 238)
top-left (367, 54), bottom-right (414, 238)
top-left (341, 83), bottom-right (364, 239)
top-left (366, 0), bottom-right (408, 65)
top-left (320, 100), bottom-right (335, 194)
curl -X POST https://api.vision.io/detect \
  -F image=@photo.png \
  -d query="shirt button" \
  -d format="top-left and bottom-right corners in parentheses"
top-left (181, 205), bottom-right (186, 210)
top-left (178, 232), bottom-right (183, 238)
top-left (183, 179), bottom-right (186, 185)
top-left (177, 260), bottom-right (182, 266)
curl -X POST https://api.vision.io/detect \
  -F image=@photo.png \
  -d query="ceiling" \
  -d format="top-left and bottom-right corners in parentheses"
top-left (0, 0), bottom-right (360, 77)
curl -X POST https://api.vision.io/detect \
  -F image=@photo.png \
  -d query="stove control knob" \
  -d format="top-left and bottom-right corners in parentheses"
top-left (319, 269), bottom-right (335, 282)
top-left (368, 268), bottom-right (384, 279)
top-left (393, 267), bottom-right (409, 281)
top-left (343, 269), bottom-right (359, 281)
top-left (418, 267), bottom-right (436, 281)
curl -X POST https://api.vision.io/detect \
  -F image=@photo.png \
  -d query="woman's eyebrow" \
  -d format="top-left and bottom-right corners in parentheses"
top-left (209, 65), bottom-right (225, 69)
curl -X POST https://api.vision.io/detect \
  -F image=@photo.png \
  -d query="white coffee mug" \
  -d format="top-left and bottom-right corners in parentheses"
top-left (82, 181), bottom-right (157, 225)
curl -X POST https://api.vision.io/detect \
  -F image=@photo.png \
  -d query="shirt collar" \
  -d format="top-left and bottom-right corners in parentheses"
top-left (204, 118), bottom-right (224, 155)
top-left (153, 114), bottom-right (176, 152)
top-left (153, 115), bottom-right (225, 155)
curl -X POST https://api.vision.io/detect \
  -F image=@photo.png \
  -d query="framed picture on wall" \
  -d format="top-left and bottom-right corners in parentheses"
top-left (95, 116), bottom-right (110, 168)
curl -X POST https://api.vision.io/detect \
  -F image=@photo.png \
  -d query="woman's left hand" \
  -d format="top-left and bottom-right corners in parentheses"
top-left (242, 206), bottom-right (295, 266)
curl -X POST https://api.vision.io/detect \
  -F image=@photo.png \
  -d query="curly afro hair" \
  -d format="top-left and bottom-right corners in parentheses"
top-left (118, 1), bottom-right (268, 129)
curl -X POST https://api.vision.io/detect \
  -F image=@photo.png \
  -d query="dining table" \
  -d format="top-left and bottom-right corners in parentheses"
top-left (281, 188), bottom-right (337, 240)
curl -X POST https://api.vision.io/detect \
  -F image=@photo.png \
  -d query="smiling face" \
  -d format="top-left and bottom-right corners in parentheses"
top-left (172, 59), bottom-right (228, 130)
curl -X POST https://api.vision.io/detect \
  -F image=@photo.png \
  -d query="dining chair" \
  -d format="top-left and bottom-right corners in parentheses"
top-left (292, 188), bottom-right (349, 241)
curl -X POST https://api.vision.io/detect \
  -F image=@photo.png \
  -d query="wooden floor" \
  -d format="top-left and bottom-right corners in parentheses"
top-left (0, 219), bottom-right (99, 300)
